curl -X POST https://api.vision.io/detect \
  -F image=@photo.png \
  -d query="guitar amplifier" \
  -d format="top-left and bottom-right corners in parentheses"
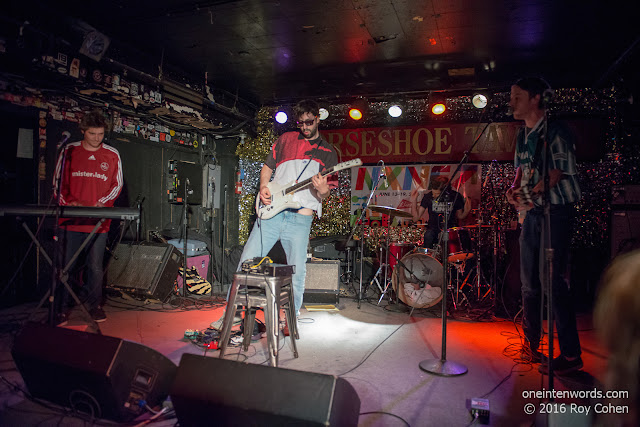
top-left (612, 184), bottom-right (640, 205)
top-left (106, 242), bottom-right (181, 301)
top-left (304, 260), bottom-right (340, 304)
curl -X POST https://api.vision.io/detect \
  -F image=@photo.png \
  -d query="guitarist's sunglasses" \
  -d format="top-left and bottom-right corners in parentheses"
top-left (296, 118), bottom-right (316, 127)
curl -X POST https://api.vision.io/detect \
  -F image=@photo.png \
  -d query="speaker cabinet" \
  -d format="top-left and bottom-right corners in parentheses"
top-left (304, 260), bottom-right (340, 304)
top-left (106, 242), bottom-right (181, 301)
top-left (170, 353), bottom-right (361, 427)
top-left (11, 322), bottom-right (177, 422)
top-left (611, 209), bottom-right (640, 258)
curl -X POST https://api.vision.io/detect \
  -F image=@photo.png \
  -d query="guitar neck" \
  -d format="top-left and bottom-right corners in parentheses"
top-left (285, 167), bottom-right (336, 194)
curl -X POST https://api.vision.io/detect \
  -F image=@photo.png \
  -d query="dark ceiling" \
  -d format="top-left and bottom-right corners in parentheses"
top-left (2, 0), bottom-right (639, 107)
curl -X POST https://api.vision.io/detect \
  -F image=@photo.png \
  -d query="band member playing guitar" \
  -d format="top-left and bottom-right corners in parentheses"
top-left (506, 77), bottom-right (583, 375)
top-left (237, 100), bottom-right (338, 332)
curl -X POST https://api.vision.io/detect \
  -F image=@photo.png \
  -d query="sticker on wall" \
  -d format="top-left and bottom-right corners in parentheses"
top-left (69, 58), bottom-right (80, 78)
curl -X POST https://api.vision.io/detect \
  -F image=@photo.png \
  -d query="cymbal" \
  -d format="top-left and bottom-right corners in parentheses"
top-left (461, 224), bottom-right (494, 228)
top-left (368, 205), bottom-right (413, 218)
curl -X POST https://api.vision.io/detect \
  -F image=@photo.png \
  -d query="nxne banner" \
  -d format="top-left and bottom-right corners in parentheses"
top-left (350, 163), bottom-right (483, 227)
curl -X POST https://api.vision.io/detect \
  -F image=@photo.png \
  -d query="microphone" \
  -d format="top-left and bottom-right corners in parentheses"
top-left (58, 131), bottom-right (71, 149)
top-left (379, 161), bottom-right (387, 185)
top-left (134, 194), bottom-right (145, 206)
top-left (505, 106), bottom-right (513, 116)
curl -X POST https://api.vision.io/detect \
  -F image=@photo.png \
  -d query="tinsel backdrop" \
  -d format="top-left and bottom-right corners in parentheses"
top-left (236, 89), bottom-right (640, 252)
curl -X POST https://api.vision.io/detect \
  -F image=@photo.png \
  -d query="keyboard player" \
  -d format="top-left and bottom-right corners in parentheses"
top-left (52, 110), bottom-right (123, 324)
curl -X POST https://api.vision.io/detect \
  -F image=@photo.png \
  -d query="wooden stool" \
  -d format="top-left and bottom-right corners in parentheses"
top-left (218, 272), bottom-right (298, 366)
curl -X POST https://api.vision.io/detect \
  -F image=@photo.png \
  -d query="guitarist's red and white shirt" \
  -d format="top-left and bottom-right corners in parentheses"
top-left (265, 131), bottom-right (338, 216)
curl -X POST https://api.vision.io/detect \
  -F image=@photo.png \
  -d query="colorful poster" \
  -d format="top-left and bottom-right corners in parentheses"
top-left (350, 163), bottom-right (483, 228)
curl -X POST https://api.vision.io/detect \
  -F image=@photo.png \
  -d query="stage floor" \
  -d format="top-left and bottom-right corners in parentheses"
top-left (0, 289), bottom-right (612, 426)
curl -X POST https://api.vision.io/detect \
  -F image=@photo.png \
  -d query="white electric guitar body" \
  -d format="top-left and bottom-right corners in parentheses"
top-left (256, 158), bottom-right (362, 219)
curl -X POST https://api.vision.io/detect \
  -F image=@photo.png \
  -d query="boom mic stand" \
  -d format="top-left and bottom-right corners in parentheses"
top-left (419, 119), bottom-right (493, 376)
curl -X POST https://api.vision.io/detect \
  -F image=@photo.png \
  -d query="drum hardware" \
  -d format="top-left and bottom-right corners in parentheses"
top-left (446, 227), bottom-right (474, 263)
top-left (365, 205), bottom-right (413, 307)
top-left (449, 259), bottom-right (472, 310)
top-left (449, 222), bottom-right (496, 310)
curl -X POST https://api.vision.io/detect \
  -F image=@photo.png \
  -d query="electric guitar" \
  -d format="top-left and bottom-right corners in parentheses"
top-left (256, 158), bottom-right (362, 219)
top-left (508, 184), bottom-right (535, 223)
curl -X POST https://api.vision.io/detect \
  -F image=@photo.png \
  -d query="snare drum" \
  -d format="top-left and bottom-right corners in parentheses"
top-left (391, 252), bottom-right (443, 308)
top-left (447, 227), bottom-right (474, 263)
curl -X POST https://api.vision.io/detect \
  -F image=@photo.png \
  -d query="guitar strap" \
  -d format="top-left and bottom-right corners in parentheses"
top-left (294, 138), bottom-right (320, 183)
top-left (529, 119), bottom-right (550, 175)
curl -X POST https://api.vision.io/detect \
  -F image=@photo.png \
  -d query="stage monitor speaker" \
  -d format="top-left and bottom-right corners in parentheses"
top-left (611, 209), bottom-right (640, 258)
top-left (170, 353), bottom-right (361, 427)
top-left (11, 322), bottom-right (177, 422)
top-left (106, 242), bottom-right (181, 301)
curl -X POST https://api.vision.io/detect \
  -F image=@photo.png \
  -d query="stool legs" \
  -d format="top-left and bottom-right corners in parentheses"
top-left (219, 273), bottom-right (299, 365)
top-left (242, 308), bottom-right (257, 351)
top-left (218, 279), bottom-right (240, 359)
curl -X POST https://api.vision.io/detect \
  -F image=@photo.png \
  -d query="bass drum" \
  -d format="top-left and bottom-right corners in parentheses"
top-left (391, 252), bottom-right (443, 308)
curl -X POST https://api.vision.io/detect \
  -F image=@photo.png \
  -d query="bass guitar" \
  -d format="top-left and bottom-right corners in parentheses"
top-left (256, 158), bottom-right (362, 219)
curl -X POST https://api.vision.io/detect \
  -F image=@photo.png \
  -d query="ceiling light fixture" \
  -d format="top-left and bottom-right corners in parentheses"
top-left (472, 93), bottom-right (488, 109)
top-left (349, 98), bottom-right (368, 121)
top-left (388, 104), bottom-right (403, 118)
top-left (317, 101), bottom-right (331, 120)
top-left (429, 92), bottom-right (447, 116)
top-left (275, 111), bottom-right (288, 124)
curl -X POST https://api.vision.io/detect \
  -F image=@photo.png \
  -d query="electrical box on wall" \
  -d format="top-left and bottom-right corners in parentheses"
top-left (203, 164), bottom-right (221, 210)
top-left (167, 160), bottom-right (203, 204)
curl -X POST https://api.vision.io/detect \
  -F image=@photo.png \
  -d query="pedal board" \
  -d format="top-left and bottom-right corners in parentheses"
top-left (241, 258), bottom-right (295, 277)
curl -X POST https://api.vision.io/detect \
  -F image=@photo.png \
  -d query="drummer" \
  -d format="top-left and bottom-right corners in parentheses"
top-left (410, 176), bottom-right (471, 248)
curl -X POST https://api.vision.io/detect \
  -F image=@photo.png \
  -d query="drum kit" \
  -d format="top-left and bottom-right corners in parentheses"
top-left (365, 205), bottom-right (496, 310)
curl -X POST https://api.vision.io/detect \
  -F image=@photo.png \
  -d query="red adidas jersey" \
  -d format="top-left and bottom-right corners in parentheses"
top-left (53, 141), bottom-right (123, 233)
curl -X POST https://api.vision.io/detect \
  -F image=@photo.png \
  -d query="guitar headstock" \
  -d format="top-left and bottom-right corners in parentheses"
top-left (337, 158), bottom-right (363, 169)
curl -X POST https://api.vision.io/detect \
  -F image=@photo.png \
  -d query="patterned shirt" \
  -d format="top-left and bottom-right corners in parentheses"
top-left (265, 131), bottom-right (338, 216)
top-left (514, 118), bottom-right (581, 206)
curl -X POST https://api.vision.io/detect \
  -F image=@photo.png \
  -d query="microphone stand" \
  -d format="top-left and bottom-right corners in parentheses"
top-left (49, 143), bottom-right (68, 326)
top-left (180, 178), bottom-right (190, 301)
top-left (539, 114), bottom-right (555, 392)
top-left (352, 165), bottom-right (385, 309)
top-left (221, 185), bottom-right (228, 288)
top-left (419, 119), bottom-right (493, 376)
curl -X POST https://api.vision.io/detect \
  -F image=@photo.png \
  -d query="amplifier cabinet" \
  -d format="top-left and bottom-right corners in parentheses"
top-left (106, 242), bottom-right (181, 301)
top-left (304, 260), bottom-right (340, 304)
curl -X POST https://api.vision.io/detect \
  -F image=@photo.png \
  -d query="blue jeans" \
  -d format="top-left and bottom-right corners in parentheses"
top-left (56, 230), bottom-right (107, 313)
top-left (519, 205), bottom-right (581, 357)
top-left (237, 210), bottom-right (313, 314)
